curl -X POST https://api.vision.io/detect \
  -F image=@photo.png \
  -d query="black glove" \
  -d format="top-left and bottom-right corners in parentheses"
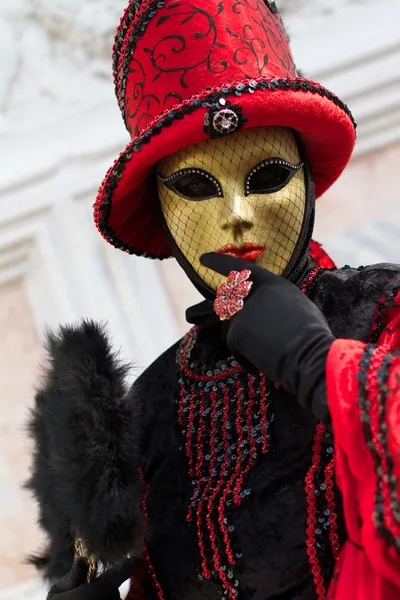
top-left (201, 252), bottom-right (335, 422)
top-left (47, 558), bottom-right (135, 600)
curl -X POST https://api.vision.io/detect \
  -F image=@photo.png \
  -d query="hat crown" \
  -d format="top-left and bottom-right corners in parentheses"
top-left (113, 0), bottom-right (296, 138)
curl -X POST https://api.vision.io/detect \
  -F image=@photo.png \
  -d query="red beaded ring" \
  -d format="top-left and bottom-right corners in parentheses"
top-left (214, 270), bottom-right (253, 320)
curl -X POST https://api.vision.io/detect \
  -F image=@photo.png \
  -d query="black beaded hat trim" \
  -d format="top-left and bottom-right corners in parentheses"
top-left (113, 1), bottom-right (140, 98)
top-left (357, 346), bottom-right (400, 552)
top-left (96, 77), bottom-right (356, 258)
top-left (119, 0), bottom-right (166, 123)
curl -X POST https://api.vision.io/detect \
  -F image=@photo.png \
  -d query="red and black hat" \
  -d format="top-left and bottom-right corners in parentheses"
top-left (94, 0), bottom-right (356, 259)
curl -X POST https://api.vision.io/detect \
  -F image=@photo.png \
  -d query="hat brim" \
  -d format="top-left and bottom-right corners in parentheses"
top-left (94, 77), bottom-right (356, 258)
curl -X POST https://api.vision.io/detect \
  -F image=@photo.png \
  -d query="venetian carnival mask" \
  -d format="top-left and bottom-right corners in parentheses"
top-left (157, 126), bottom-right (306, 290)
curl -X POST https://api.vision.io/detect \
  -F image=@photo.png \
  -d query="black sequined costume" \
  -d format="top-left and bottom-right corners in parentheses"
top-left (131, 263), bottom-right (400, 600)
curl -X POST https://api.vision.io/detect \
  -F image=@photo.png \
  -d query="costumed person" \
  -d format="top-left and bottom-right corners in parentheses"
top-left (27, 1), bottom-right (400, 599)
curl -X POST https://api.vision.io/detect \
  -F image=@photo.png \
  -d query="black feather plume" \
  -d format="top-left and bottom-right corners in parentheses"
top-left (26, 320), bottom-right (143, 580)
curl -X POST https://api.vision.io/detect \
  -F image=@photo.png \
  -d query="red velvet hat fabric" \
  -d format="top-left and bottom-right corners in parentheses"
top-left (94, 0), bottom-right (356, 258)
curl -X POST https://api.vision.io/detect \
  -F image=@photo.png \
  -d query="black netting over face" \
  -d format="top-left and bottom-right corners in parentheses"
top-left (156, 126), bottom-right (315, 297)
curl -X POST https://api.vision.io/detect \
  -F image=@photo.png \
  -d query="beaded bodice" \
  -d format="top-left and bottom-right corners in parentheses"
top-left (140, 323), bottom-right (341, 600)
top-left (177, 324), bottom-right (343, 600)
top-left (177, 327), bottom-right (273, 598)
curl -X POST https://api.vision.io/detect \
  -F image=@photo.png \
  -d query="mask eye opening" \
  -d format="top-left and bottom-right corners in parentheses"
top-left (158, 168), bottom-right (223, 201)
top-left (244, 158), bottom-right (303, 197)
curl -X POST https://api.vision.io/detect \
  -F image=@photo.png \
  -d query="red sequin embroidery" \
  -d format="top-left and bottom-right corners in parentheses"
top-left (305, 425), bottom-right (339, 600)
top-left (178, 328), bottom-right (271, 599)
top-left (139, 468), bottom-right (164, 600)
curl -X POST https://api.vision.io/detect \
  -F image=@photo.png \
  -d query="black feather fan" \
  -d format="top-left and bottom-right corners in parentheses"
top-left (26, 320), bottom-right (143, 580)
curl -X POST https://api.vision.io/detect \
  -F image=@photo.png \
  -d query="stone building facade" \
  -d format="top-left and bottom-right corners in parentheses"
top-left (0, 0), bottom-right (399, 598)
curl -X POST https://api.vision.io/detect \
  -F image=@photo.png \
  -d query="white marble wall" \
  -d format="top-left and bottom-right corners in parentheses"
top-left (0, 281), bottom-right (45, 590)
top-left (0, 0), bottom-right (399, 598)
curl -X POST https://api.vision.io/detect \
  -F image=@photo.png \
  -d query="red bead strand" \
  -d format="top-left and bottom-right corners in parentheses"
top-left (139, 469), bottom-right (164, 600)
top-left (217, 381), bottom-right (245, 565)
top-left (232, 380), bottom-right (246, 506)
top-left (177, 385), bottom-right (186, 426)
top-left (305, 424), bottom-right (328, 600)
top-left (186, 390), bottom-right (207, 576)
top-left (194, 391), bottom-right (206, 479)
top-left (324, 454), bottom-right (340, 561)
top-left (259, 373), bottom-right (270, 455)
top-left (187, 390), bottom-right (206, 523)
top-left (246, 375), bottom-right (257, 465)
top-left (193, 390), bottom-right (219, 579)
top-left (185, 389), bottom-right (197, 477)
top-left (301, 267), bottom-right (322, 294)
top-left (205, 388), bottom-right (237, 599)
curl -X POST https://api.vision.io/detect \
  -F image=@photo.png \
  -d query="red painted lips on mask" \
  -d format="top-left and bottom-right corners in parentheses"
top-left (217, 243), bottom-right (265, 262)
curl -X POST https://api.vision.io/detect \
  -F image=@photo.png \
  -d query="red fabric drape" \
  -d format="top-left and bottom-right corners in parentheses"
top-left (326, 311), bottom-right (400, 598)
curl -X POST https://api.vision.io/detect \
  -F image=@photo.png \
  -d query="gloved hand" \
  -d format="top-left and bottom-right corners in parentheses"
top-left (47, 558), bottom-right (135, 600)
top-left (201, 252), bottom-right (335, 422)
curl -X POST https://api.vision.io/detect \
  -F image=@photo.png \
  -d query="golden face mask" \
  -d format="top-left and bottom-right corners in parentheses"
top-left (157, 126), bottom-right (306, 290)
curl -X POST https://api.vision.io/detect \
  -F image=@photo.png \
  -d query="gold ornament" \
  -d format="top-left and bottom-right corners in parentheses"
top-left (74, 538), bottom-right (96, 584)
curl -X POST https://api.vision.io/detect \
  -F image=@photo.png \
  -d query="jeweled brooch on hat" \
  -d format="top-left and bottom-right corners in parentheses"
top-left (204, 98), bottom-right (247, 139)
